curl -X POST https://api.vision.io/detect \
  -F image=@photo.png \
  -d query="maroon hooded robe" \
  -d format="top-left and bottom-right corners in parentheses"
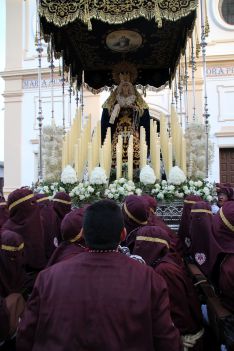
top-left (216, 184), bottom-right (234, 207)
top-left (17, 251), bottom-right (181, 351)
top-left (52, 192), bottom-right (72, 244)
top-left (133, 225), bottom-right (203, 348)
top-left (47, 208), bottom-right (86, 267)
top-left (122, 195), bottom-right (149, 252)
top-left (190, 201), bottom-right (223, 278)
top-left (0, 197), bottom-right (9, 233)
top-left (219, 254), bottom-right (234, 313)
top-left (0, 230), bottom-right (25, 297)
top-left (213, 202), bottom-right (234, 310)
top-left (177, 195), bottom-right (203, 256)
top-left (35, 194), bottom-right (57, 259)
top-left (142, 194), bottom-right (179, 250)
top-left (0, 297), bottom-right (10, 342)
top-left (2, 188), bottom-right (46, 270)
top-left (213, 201), bottom-right (234, 253)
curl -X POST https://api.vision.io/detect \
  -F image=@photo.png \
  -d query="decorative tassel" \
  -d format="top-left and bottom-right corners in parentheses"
top-left (155, 2), bottom-right (162, 28)
top-left (196, 36), bottom-right (200, 58)
top-left (205, 17), bottom-right (210, 37)
top-left (47, 41), bottom-right (51, 63)
top-left (58, 60), bottom-right (60, 76)
top-left (85, 1), bottom-right (92, 31)
top-left (195, 26), bottom-right (200, 58)
top-left (88, 18), bottom-right (92, 31)
top-left (204, 0), bottom-right (210, 37)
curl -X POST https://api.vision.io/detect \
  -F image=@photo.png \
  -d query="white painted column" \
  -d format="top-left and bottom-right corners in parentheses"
top-left (3, 0), bottom-right (23, 194)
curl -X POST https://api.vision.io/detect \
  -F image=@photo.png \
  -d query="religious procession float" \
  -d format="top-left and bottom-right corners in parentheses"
top-left (34, 0), bottom-right (216, 228)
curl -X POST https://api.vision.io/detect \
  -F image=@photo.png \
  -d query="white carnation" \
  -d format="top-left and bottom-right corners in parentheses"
top-left (87, 186), bottom-right (94, 193)
top-left (157, 192), bottom-right (164, 200)
top-left (203, 187), bottom-right (210, 195)
top-left (118, 186), bottom-right (124, 194)
top-left (206, 195), bottom-right (213, 202)
top-left (61, 165), bottom-right (77, 184)
top-left (140, 165), bottom-right (156, 185)
top-left (90, 167), bottom-right (107, 185)
top-left (136, 188), bottom-right (142, 196)
top-left (168, 166), bottom-right (186, 185)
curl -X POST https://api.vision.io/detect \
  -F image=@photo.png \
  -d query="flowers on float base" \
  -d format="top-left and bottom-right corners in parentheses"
top-left (34, 171), bottom-right (216, 205)
top-left (140, 165), bottom-right (156, 185)
top-left (105, 178), bottom-right (142, 201)
top-left (69, 181), bottom-right (95, 202)
top-left (90, 167), bottom-right (107, 185)
top-left (168, 166), bottom-right (186, 185)
top-left (61, 165), bottom-right (77, 184)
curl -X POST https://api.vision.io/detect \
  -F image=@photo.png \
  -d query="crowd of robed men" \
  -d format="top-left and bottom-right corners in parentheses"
top-left (0, 183), bottom-right (234, 351)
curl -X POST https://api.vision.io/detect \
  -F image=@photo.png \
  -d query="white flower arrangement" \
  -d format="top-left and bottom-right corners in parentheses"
top-left (105, 178), bottom-right (142, 201)
top-left (34, 182), bottom-right (60, 196)
top-left (150, 178), bottom-right (216, 202)
top-left (33, 177), bottom-right (216, 206)
top-left (168, 166), bottom-right (186, 185)
top-left (140, 165), bottom-right (156, 185)
top-left (61, 165), bottom-right (77, 184)
top-left (69, 181), bottom-right (95, 202)
top-left (90, 167), bottom-right (107, 185)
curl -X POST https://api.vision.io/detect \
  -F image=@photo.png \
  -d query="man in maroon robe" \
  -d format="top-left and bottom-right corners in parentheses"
top-left (213, 201), bottom-right (234, 311)
top-left (0, 230), bottom-right (25, 297)
top-left (122, 195), bottom-right (149, 252)
top-left (142, 194), bottom-right (180, 250)
top-left (47, 208), bottom-right (86, 266)
top-left (3, 188), bottom-right (46, 271)
top-left (177, 195), bottom-right (203, 257)
top-left (133, 225), bottom-right (204, 350)
top-left (35, 194), bottom-right (57, 260)
top-left (52, 192), bottom-right (72, 244)
top-left (216, 184), bottom-right (234, 207)
top-left (190, 201), bottom-right (223, 279)
top-left (0, 296), bottom-right (10, 343)
top-left (0, 197), bottom-right (9, 233)
top-left (17, 200), bottom-right (181, 351)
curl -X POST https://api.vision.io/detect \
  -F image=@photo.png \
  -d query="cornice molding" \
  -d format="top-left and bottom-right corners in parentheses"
top-left (215, 132), bottom-right (234, 137)
top-left (0, 67), bottom-right (57, 80)
top-left (3, 91), bottom-right (23, 100)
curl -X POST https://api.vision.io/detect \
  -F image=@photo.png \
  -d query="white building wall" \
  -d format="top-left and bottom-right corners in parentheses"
top-left (205, 1), bottom-right (234, 182)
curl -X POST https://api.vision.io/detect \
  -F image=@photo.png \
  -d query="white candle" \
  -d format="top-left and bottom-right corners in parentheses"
top-left (88, 142), bottom-right (93, 177)
top-left (128, 135), bottom-right (133, 180)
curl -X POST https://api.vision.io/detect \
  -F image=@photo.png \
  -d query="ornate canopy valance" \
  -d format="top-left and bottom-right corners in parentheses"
top-left (39, 0), bottom-right (198, 28)
top-left (39, 0), bottom-right (198, 91)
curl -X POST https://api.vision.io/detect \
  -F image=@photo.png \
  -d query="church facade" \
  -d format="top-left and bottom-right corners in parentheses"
top-left (1, 0), bottom-right (234, 194)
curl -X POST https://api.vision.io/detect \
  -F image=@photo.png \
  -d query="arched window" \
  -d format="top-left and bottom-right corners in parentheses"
top-left (219, 0), bottom-right (234, 25)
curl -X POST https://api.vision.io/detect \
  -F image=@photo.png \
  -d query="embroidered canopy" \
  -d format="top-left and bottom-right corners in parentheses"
top-left (39, 0), bottom-right (198, 90)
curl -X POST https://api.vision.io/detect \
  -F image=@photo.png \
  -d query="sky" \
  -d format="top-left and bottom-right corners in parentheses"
top-left (0, 0), bottom-right (5, 162)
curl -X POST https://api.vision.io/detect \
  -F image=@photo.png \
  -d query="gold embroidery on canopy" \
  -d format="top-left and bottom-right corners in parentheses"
top-left (39, 0), bottom-right (198, 28)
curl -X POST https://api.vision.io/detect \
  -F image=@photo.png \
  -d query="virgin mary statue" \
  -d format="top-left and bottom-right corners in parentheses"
top-left (101, 62), bottom-right (150, 168)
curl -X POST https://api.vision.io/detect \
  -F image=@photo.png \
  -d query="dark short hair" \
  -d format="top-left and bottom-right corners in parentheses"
top-left (83, 200), bottom-right (124, 250)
